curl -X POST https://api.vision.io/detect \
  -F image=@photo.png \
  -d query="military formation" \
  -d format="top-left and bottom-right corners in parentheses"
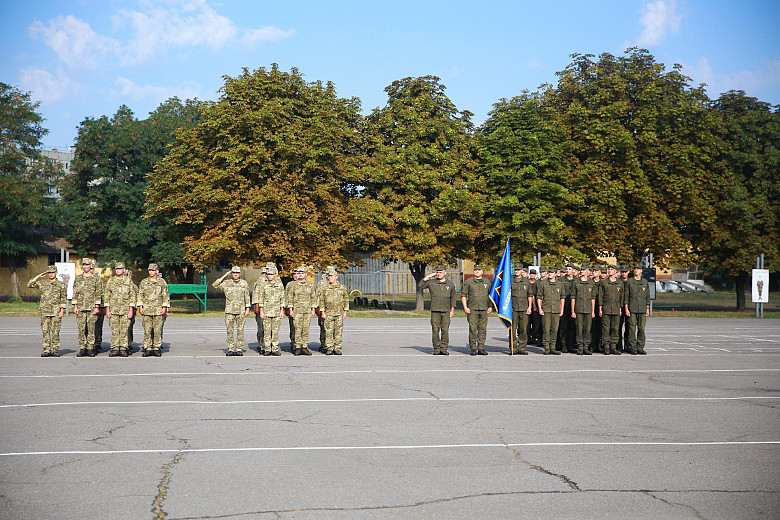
top-left (422, 262), bottom-right (651, 356)
top-left (27, 259), bottom-right (650, 357)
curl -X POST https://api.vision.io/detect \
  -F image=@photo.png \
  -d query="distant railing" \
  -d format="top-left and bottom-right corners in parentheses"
top-left (167, 275), bottom-right (208, 312)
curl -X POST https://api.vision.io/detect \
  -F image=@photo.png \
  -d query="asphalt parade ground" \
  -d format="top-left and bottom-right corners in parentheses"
top-left (0, 316), bottom-right (778, 520)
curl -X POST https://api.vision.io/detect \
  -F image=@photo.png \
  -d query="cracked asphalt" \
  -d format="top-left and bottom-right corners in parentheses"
top-left (0, 316), bottom-right (778, 519)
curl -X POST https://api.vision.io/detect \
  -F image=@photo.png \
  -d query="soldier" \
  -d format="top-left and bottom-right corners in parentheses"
top-left (529, 266), bottom-right (546, 347)
top-left (137, 263), bottom-right (170, 357)
top-left (461, 265), bottom-right (492, 355)
top-left (93, 281), bottom-right (107, 353)
top-left (124, 270), bottom-right (136, 352)
top-left (315, 267), bottom-right (334, 352)
top-left (557, 264), bottom-right (577, 353)
top-left (617, 265), bottom-right (631, 352)
top-left (213, 266), bottom-right (251, 356)
top-left (509, 263), bottom-right (533, 355)
top-left (319, 267), bottom-right (350, 355)
top-left (537, 267), bottom-right (563, 355)
top-left (285, 266), bottom-right (317, 355)
top-left (254, 266), bottom-right (285, 356)
top-left (419, 265), bottom-right (457, 355)
top-left (251, 266), bottom-right (268, 353)
top-left (72, 258), bottom-right (103, 357)
top-left (572, 263), bottom-right (596, 355)
top-left (104, 263), bottom-right (137, 357)
top-left (590, 266), bottom-right (605, 353)
top-left (624, 264), bottom-right (651, 355)
top-left (27, 265), bottom-right (67, 357)
top-left (599, 265), bottom-right (623, 355)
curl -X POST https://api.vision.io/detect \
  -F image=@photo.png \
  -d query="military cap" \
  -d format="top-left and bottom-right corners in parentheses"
top-left (231, 266), bottom-right (241, 273)
top-left (81, 258), bottom-right (93, 265)
top-left (260, 266), bottom-right (268, 274)
top-left (633, 263), bottom-right (643, 270)
top-left (267, 266), bottom-right (277, 275)
top-left (147, 263), bottom-right (159, 270)
top-left (581, 262), bottom-right (591, 270)
top-left (514, 263), bottom-right (525, 270)
top-left (539, 266), bottom-right (548, 273)
top-left (435, 265), bottom-right (447, 271)
top-left (266, 262), bottom-right (276, 268)
top-left (295, 265), bottom-right (308, 273)
top-left (572, 264), bottom-right (581, 271)
top-left (115, 262), bottom-right (126, 269)
top-left (600, 266), bottom-right (607, 273)
top-left (529, 268), bottom-right (538, 274)
top-left (473, 264), bottom-right (483, 270)
top-left (46, 265), bottom-right (57, 273)
top-left (565, 263), bottom-right (575, 269)
top-left (325, 267), bottom-right (338, 276)
top-left (620, 264), bottom-right (630, 272)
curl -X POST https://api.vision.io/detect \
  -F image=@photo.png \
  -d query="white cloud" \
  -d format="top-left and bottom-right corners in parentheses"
top-left (114, 0), bottom-right (238, 64)
top-left (28, 15), bottom-right (118, 69)
top-left (19, 68), bottom-right (80, 105)
top-left (684, 57), bottom-right (780, 99)
top-left (115, 76), bottom-right (202, 103)
top-left (242, 26), bottom-right (296, 45)
top-left (637, 0), bottom-right (682, 46)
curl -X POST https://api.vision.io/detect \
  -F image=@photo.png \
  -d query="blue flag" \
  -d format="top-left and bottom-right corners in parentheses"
top-left (489, 239), bottom-right (513, 330)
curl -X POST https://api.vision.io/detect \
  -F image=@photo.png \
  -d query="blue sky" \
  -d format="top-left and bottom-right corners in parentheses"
top-left (2, 0), bottom-right (778, 150)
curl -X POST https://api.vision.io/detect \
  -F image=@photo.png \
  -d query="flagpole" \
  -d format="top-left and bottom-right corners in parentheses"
top-left (510, 324), bottom-right (514, 355)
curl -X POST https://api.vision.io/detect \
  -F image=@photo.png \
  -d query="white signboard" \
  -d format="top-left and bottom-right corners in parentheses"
top-left (55, 262), bottom-right (77, 300)
top-left (752, 269), bottom-right (769, 303)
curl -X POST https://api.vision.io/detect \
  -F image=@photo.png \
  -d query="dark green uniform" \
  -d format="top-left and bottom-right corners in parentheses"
top-left (558, 275), bottom-right (576, 352)
top-left (462, 276), bottom-right (491, 353)
top-left (537, 278), bottom-right (563, 354)
top-left (510, 276), bottom-right (532, 354)
top-left (599, 278), bottom-right (623, 355)
top-left (528, 278), bottom-right (542, 345)
top-left (624, 276), bottom-right (651, 354)
top-left (572, 278), bottom-right (595, 354)
top-left (419, 276), bottom-right (457, 354)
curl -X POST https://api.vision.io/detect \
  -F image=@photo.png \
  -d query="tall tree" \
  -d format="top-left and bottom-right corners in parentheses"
top-left (59, 98), bottom-right (201, 278)
top-left (477, 89), bottom-right (581, 263)
top-left (0, 83), bottom-right (57, 297)
top-left (353, 76), bottom-right (485, 311)
top-left (553, 49), bottom-right (719, 266)
top-left (700, 90), bottom-right (780, 310)
top-left (146, 65), bottom-right (365, 273)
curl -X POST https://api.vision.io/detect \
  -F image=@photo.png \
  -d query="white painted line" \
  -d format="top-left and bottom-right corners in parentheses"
top-left (2, 441), bottom-right (778, 457)
top-left (1, 368), bottom-right (778, 379)
top-left (1, 396), bottom-right (777, 409)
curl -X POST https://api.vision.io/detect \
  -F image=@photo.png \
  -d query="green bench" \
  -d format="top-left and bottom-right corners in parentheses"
top-left (167, 276), bottom-right (208, 313)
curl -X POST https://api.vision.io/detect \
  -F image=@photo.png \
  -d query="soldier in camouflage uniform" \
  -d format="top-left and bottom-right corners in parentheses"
top-left (285, 266), bottom-right (317, 355)
top-left (537, 267), bottom-right (563, 355)
top-left (72, 258), bottom-right (103, 357)
top-left (124, 269), bottom-right (136, 351)
top-left (27, 265), bottom-right (67, 357)
top-left (599, 265), bottom-right (623, 355)
top-left (137, 263), bottom-right (170, 357)
top-left (254, 266), bottom-right (285, 356)
top-left (461, 265), bottom-right (492, 355)
top-left (315, 267), bottom-right (334, 352)
top-left (213, 266), bottom-right (251, 356)
top-left (319, 267), bottom-right (349, 355)
top-left (251, 266), bottom-right (269, 353)
top-left (104, 262), bottom-right (137, 357)
top-left (624, 264), bottom-right (651, 355)
top-left (419, 265), bottom-right (457, 355)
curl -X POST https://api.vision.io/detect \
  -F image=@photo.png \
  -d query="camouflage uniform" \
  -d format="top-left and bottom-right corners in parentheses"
top-left (105, 273), bottom-right (138, 354)
top-left (213, 274), bottom-right (250, 354)
top-left (137, 275), bottom-right (170, 354)
top-left (285, 271), bottom-right (317, 353)
top-left (315, 275), bottom-right (329, 351)
top-left (319, 278), bottom-right (349, 354)
top-left (72, 268), bottom-right (104, 354)
top-left (27, 271), bottom-right (67, 356)
top-left (255, 277), bottom-right (286, 354)
top-left (251, 271), bottom-right (268, 351)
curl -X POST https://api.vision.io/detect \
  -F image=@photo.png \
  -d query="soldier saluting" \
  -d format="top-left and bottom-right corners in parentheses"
top-left (27, 265), bottom-right (66, 357)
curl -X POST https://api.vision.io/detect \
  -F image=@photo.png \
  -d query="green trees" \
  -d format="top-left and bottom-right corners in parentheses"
top-left (700, 91), bottom-right (780, 309)
top-left (147, 65), bottom-right (364, 273)
top-left (354, 76), bottom-right (485, 310)
top-left (552, 49), bottom-right (719, 266)
top-left (58, 98), bottom-right (201, 276)
top-left (0, 83), bottom-right (58, 297)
